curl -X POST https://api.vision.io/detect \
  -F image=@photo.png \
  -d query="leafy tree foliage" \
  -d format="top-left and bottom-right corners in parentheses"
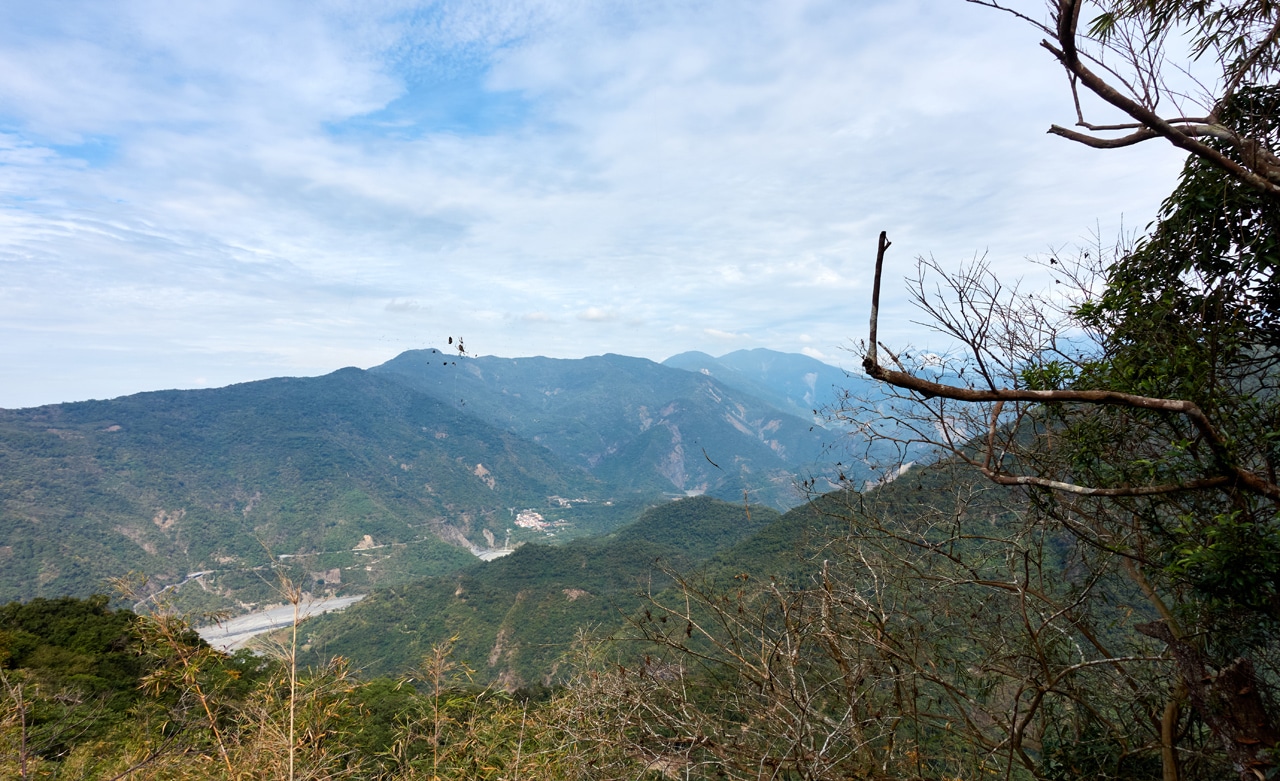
top-left (851, 3), bottom-right (1280, 776)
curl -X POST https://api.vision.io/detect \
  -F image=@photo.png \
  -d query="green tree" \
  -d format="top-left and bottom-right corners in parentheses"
top-left (857, 1), bottom-right (1280, 773)
top-left (858, 220), bottom-right (1276, 779)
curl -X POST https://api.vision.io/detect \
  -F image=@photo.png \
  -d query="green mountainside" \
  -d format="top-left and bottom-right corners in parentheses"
top-left (0, 368), bottom-right (615, 608)
top-left (297, 496), bottom-right (781, 684)
top-left (298, 454), bottom-right (1033, 688)
top-left (0, 349), bottom-right (861, 614)
top-left (0, 452), bottom-right (1158, 779)
top-left (370, 350), bottom-right (845, 508)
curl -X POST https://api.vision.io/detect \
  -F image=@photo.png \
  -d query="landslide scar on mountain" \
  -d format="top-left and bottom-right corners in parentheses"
top-left (115, 524), bottom-right (157, 555)
top-left (488, 626), bottom-right (510, 667)
top-left (152, 508), bottom-right (185, 531)
top-left (473, 463), bottom-right (496, 489)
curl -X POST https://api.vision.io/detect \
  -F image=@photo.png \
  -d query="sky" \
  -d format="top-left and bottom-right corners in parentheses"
top-left (0, 0), bottom-right (1190, 409)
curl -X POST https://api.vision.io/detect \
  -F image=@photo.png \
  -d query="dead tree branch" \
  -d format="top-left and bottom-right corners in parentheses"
top-left (861, 234), bottom-right (1280, 502)
top-left (969, 0), bottom-right (1280, 196)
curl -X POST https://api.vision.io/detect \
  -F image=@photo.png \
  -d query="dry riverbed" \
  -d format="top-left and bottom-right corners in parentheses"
top-left (196, 595), bottom-right (366, 652)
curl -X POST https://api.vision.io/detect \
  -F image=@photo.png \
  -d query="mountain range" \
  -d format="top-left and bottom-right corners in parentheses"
top-left (370, 349), bottom-right (844, 504)
top-left (0, 348), bottom-right (874, 612)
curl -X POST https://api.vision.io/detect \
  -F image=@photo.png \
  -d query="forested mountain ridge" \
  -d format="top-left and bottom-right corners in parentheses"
top-left (371, 349), bottom-right (849, 506)
top-left (0, 367), bottom-right (605, 608)
top-left (293, 453), bottom-right (1024, 688)
top-left (0, 349), bottom-right (857, 611)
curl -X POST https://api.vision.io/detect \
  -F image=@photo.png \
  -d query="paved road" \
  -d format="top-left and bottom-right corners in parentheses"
top-left (196, 595), bottom-right (365, 652)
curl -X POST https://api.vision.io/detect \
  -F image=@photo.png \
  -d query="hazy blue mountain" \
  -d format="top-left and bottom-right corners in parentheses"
top-left (662, 348), bottom-right (871, 424)
top-left (664, 348), bottom-right (948, 480)
top-left (370, 351), bottom-right (842, 508)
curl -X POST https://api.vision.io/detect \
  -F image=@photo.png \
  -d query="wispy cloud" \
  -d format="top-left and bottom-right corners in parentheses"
top-left (385, 298), bottom-right (428, 313)
top-left (705, 328), bottom-right (748, 341)
top-left (0, 0), bottom-right (1184, 407)
top-left (577, 307), bottom-right (617, 323)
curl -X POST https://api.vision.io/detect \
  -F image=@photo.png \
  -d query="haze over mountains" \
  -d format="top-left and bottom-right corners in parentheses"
top-left (662, 348), bottom-right (872, 422)
top-left (0, 348), bottom-right (878, 612)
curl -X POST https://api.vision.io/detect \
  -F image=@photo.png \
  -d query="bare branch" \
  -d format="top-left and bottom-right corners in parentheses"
top-left (860, 234), bottom-right (1280, 502)
top-left (1048, 124), bottom-right (1160, 148)
top-left (866, 231), bottom-right (890, 369)
top-left (1050, 119), bottom-right (1240, 148)
top-left (864, 358), bottom-right (1280, 500)
top-left (1077, 117), bottom-right (1212, 132)
top-left (975, 0), bottom-right (1280, 194)
top-left (982, 470), bottom-right (1233, 497)
top-left (1038, 0), bottom-right (1280, 194)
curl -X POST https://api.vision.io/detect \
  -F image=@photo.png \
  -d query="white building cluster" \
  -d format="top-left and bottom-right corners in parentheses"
top-left (514, 509), bottom-right (549, 530)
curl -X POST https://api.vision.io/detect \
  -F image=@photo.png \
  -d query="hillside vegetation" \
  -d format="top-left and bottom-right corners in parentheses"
top-left (296, 496), bottom-right (781, 684)
top-left (0, 450), bottom-right (1176, 780)
top-left (0, 368), bottom-right (603, 609)
top-left (0, 349), bottom-right (860, 615)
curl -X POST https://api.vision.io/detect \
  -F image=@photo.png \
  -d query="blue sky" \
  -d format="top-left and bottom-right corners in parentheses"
top-left (0, 0), bottom-right (1186, 408)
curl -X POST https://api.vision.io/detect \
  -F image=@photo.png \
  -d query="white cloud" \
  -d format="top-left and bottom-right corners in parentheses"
top-left (705, 328), bottom-right (748, 341)
top-left (577, 307), bottom-right (617, 323)
top-left (385, 299), bottom-right (428, 312)
top-left (0, 0), bottom-right (1187, 407)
